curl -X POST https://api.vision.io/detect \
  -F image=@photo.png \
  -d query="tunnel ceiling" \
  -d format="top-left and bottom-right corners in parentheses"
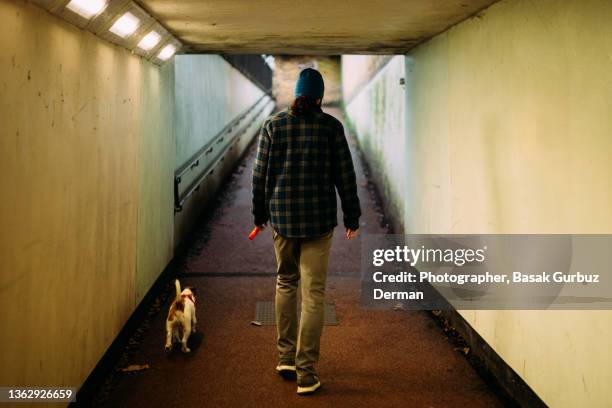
top-left (136, 0), bottom-right (497, 54)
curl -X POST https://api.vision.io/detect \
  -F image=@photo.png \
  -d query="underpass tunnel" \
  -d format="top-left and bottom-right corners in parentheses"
top-left (1, 0), bottom-right (611, 407)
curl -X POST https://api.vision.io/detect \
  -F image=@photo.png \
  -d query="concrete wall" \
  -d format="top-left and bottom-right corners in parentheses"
top-left (174, 55), bottom-right (264, 168)
top-left (342, 55), bottom-right (392, 103)
top-left (173, 96), bottom-right (274, 246)
top-left (173, 55), bottom-right (269, 244)
top-left (343, 55), bottom-right (407, 232)
top-left (0, 0), bottom-right (271, 396)
top-left (273, 55), bottom-right (342, 109)
top-left (407, 1), bottom-right (612, 406)
top-left (345, 0), bottom-right (612, 406)
top-left (0, 0), bottom-right (175, 391)
top-left (136, 64), bottom-right (176, 302)
top-left (0, 1), bottom-right (270, 394)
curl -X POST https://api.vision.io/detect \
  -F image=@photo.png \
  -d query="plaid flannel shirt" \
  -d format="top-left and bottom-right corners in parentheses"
top-left (252, 108), bottom-right (361, 238)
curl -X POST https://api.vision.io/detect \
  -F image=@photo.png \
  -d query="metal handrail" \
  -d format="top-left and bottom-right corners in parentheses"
top-left (175, 93), bottom-right (271, 179)
top-left (174, 94), bottom-right (274, 212)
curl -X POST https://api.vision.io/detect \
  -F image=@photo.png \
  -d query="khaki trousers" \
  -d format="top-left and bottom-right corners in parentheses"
top-left (272, 229), bottom-right (333, 379)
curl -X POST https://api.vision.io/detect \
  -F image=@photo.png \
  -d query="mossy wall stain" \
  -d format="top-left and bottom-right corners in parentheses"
top-left (343, 55), bottom-right (406, 233)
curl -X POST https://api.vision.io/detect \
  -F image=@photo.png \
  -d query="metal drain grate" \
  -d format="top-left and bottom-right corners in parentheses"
top-left (254, 301), bottom-right (338, 326)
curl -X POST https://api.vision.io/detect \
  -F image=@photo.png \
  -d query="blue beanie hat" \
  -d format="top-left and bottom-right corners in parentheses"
top-left (295, 68), bottom-right (324, 100)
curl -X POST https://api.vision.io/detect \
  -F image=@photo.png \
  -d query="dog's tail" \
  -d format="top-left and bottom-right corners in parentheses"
top-left (169, 279), bottom-right (185, 315)
top-left (174, 279), bottom-right (182, 300)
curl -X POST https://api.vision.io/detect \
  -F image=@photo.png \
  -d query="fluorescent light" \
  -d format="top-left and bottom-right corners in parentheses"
top-left (109, 12), bottom-right (140, 38)
top-left (138, 31), bottom-right (161, 51)
top-left (157, 44), bottom-right (176, 61)
top-left (66, 0), bottom-right (107, 19)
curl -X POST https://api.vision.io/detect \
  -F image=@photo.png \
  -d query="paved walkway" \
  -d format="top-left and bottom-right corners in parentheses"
top-left (100, 108), bottom-right (505, 407)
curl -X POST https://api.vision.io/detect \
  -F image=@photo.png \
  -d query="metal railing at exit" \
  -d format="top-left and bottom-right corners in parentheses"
top-left (174, 93), bottom-right (275, 212)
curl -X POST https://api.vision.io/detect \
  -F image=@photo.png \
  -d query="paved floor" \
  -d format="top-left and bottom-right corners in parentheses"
top-left (100, 108), bottom-right (505, 408)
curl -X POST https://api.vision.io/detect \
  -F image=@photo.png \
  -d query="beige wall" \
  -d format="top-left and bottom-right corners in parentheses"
top-left (174, 55), bottom-right (264, 168)
top-left (343, 56), bottom-right (407, 232)
top-left (136, 64), bottom-right (176, 302)
top-left (406, 0), bottom-right (612, 406)
top-left (173, 95), bottom-right (274, 246)
top-left (172, 55), bottom-right (270, 244)
top-left (342, 55), bottom-right (393, 103)
top-left (0, 0), bottom-right (175, 391)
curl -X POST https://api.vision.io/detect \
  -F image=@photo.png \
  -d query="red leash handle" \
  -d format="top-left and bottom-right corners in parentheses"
top-left (248, 226), bottom-right (261, 240)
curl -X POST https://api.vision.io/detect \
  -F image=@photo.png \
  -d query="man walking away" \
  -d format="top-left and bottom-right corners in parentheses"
top-left (252, 68), bottom-right (361, 395)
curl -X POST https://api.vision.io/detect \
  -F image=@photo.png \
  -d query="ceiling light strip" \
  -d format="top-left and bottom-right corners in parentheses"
top-left (32, 0), bottom-right (182, 65)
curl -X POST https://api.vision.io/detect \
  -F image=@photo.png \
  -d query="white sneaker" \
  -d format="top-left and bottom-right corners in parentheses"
top-left (297, 375), bottom-right (321, 395)
top-left (276, 362), bottom-right (296, 379)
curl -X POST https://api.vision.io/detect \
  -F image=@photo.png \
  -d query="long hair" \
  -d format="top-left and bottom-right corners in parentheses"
top-left (289, 95), bottom-right (322, 116)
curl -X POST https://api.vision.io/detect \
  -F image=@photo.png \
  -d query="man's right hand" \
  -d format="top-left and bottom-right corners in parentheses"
top-left (345, 228), bottom-right (358, 240)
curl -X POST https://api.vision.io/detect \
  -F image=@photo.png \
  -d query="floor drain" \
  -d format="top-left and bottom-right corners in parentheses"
top-left (254, 301), bottom-right (338, 326)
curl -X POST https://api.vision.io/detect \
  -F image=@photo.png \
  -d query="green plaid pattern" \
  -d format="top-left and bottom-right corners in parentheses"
top-left (252, 109), bottom-right (361, 238)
